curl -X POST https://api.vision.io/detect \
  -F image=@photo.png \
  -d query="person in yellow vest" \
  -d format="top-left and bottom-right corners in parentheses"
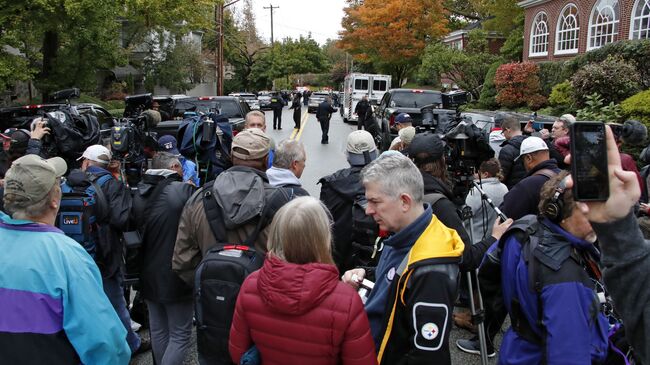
top-left (342, 153), bottom-right (464, 365)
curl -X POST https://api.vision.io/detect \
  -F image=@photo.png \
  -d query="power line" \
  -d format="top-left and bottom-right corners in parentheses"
top-left (262, 3), bottom-right (279, 44)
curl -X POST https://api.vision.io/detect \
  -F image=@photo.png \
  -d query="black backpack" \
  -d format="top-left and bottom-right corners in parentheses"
top-left (194, 182), bottom-right (292, 365)
top-left (349, 193), bottom-right (380, 269)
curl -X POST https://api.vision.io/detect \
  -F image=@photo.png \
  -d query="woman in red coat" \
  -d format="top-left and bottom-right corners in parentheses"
top-left (229, 196), bottom-right (377, 365)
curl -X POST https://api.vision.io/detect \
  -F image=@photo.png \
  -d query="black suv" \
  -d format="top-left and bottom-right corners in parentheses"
top-left (374, 89), bottom-right (455, 151)
top-left (154, 96), bottom-right (250, 137)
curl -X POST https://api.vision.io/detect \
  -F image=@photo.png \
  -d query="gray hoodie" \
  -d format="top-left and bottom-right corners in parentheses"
top-left (591, 212), bottom-right (650, 363)
top-left (266, 166), bottom-right (302, 188)
top-left (464, 177), bottom-right (508, 243)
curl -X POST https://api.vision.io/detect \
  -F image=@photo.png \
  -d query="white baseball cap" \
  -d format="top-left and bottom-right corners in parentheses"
top-left (516, 136), bottom-right (548, 160)
top-left (78, 145), bottom-right (112, 165)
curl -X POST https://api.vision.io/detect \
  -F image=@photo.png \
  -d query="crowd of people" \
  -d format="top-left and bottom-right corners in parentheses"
top-left (0, 106), bottom-right (649, 365)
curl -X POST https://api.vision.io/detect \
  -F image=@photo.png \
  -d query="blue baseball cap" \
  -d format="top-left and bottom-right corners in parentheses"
top-left (158, 135), bottom-right (180, 156)
top-left (395, 113), bottom-right (413, 124)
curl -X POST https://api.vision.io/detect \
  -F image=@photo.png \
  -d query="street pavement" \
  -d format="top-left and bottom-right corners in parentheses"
top-left (131, 105), bottom-right (503, 364)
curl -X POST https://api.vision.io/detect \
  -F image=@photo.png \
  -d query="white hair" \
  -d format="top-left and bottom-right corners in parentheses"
top-left (360, 153), bottom-right (424, 203)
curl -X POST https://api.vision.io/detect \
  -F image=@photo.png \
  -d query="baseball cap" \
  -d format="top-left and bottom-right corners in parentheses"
top-left (4, 154), bottom-right (67, 203)
top-left (516, 136), bottom-right (548, 160)
top-left (231, 128), bottom-right (271, 160)
top-left (395, 113), bottom-right (413, 125)
top-left (78, 145), bottom-right (112, 165)
top-left (398, 126), bottom-right (416, 145)
top-left (346, 130), bottom-right (378, 166)
top-left (408, 132), bottom-right (445, 163)
top-left (158, 135), bottom-right (180, 156)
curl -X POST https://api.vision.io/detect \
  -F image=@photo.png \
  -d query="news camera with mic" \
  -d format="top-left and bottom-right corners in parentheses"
top-left (609, 120), bottom-right (648, 146)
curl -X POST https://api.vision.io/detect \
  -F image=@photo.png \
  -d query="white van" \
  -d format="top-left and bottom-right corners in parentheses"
top-left (341, 73), bottom-right (391, 123)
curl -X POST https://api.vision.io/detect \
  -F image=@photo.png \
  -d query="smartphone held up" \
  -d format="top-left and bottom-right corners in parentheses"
top-left (570, 121), bottom-right (609, 201)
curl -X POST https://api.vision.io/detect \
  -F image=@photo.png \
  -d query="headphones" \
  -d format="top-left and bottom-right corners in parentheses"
top-left (544, 176), bottom-right (569, 223)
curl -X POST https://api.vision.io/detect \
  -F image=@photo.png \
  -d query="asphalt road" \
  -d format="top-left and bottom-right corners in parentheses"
top-left (131, 105), bottom-right (504, 364)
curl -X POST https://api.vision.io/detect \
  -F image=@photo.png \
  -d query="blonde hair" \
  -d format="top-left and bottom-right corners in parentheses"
top-left (267, 196), bottom-right (334, 265)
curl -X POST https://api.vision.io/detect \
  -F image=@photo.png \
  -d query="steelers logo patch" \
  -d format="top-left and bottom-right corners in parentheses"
top-left (421, 322), bottom-right (439, 340)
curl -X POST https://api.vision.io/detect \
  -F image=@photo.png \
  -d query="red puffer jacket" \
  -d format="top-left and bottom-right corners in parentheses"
top-left (229, 255), bottom-right (377, 365)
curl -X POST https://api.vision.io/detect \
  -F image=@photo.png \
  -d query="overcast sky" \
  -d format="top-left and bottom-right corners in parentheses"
top-left (231, 0), bottom-right (347, 45)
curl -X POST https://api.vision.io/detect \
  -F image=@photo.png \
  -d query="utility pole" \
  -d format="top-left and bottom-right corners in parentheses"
top-left (263, 3), bottom-right (279, 44)
top-left (216, 0), bottom-right (241, 96)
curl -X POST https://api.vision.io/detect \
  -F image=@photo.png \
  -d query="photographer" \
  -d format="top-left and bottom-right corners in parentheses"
top-left (568, 125), bottom-right (650, 362)
top-left (28, 117), bottom-right (52, 158)
top-left (408, 132), bottom-right (513, 272)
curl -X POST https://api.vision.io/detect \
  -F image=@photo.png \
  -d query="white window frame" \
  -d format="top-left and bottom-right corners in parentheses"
top-left (587, 0), bottom-right (620, 50)
top-left (555, 4), bottom-right (580, 55)
top-left (529, 12), bottom-right (550, 57)
top-left (629, 0), bottom-right (650, 39)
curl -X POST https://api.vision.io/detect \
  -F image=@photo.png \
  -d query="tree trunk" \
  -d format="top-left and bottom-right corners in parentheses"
top-left (41, 30), bottom-right (59, 102)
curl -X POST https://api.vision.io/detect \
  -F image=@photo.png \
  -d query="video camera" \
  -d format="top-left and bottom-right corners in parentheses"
top-left (111, 94), bottom-right (161, 185)
top-left (418, 90), bottom-right (494, 204)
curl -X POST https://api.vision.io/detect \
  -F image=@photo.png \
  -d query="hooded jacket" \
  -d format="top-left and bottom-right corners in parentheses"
top-left (499, 217), bottom-right (608, 364)
top-left (369, 207), bottom-right (464, 365)
top-left (499, 135), bottom-right (528, 189)
top-left (172, 165), bottom-right (291, 286)
top-left (266, 166), bottom-right (310, 197)
top-left (319, 165), bottom-right (367, 272)
top-left (229, 255), bottom-right (377, 365)
top-left (133, 170), bottom-right (195, 303)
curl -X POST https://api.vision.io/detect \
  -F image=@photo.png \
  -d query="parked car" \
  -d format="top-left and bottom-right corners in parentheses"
top-left (461, 110), bottom-right (557, 133)
top-left (374, 89), bottom-right (456, 151)
top-left (230, 92), bottom-right (260, 110)
top-left (257, 91), bottom-right (272, 110)
top-left (154, 96), bottom-right (250, 137)
top-left (307, 91), bottom-right (331, 113)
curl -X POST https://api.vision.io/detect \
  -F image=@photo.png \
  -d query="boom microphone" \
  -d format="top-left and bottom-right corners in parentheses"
top-left (141, 109), bottom-right (161, 128)
top-left (610, 120), bottom-right (648, 145)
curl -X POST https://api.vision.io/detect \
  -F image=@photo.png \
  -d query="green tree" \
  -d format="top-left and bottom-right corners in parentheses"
top-left (419, 30), bottom-right (502, 99)
top-left (144, 41), bottom-right (204, 93)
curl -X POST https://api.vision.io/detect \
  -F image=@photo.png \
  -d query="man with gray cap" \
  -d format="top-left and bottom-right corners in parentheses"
top-left (75, 144), bottom-right (144, 356)
top-left (319, 130), bottom-right (380, 273)
top-left (0, 155), bottom-right (130, 364)
top-left (173, 128), bottom-right (293, 284)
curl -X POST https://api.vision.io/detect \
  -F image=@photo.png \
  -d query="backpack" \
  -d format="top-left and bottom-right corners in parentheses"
top-left (193, 181), bottom-right (292, 364)
top-left (57, 172), bottom-right (112, 258)
top-left (177, 114), bottom-right (233, 181)
top-left (349, 193), bottom-right (380, 269)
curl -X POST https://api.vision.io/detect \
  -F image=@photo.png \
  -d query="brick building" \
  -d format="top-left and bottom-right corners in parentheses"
top-left (519, 0), bottom-right (650, 61)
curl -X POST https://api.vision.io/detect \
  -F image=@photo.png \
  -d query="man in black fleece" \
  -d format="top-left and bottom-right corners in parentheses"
top-left (498, 116), bottom-right (528, 189)
top-left (408, 132), bottom-right (513, 271)
top-left (569, 125), bottom-right (650, 362)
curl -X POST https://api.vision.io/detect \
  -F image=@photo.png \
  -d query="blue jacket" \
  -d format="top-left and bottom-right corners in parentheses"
top-left (180, 157), bottom-right (200, 186)
top-left (0, 212), bottom-right (130, 364)
top-left (499, 217), bottom-right (608, 365)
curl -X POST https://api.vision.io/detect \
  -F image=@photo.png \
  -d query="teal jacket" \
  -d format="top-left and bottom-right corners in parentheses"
top-left (0, 211), bottom-right (130, 364)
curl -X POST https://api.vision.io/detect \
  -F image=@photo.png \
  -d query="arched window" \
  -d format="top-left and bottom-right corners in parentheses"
top-left (630, 0), bottom-right (650, 39)
top-left (555, 4), bottom-right (580, 54)
top-left (588, 0), bottom-right (619, 50)
top-left (530, 12), bottom-right (549, 56)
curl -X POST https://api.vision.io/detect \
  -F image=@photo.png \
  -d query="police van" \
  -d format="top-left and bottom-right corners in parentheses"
top-left (341, 73), bottom-right (391, 124)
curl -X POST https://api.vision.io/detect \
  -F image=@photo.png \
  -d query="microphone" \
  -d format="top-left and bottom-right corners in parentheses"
top-left (140, 109), bottom-right (161, 128)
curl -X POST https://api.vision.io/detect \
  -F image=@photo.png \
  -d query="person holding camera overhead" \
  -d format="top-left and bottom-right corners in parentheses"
top-left (229, 196), bottom-right (377, 365)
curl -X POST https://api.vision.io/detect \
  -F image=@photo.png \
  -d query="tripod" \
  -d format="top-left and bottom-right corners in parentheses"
top-left (462, 180), bottom-right (508, 365)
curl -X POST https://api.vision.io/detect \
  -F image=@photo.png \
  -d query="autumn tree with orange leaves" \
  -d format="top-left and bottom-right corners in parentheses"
top-left (338, 0), bottom-right (449, 85)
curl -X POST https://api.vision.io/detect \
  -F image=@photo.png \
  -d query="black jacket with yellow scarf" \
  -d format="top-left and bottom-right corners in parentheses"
top-left (376, 209), bottom-right (464, 365)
